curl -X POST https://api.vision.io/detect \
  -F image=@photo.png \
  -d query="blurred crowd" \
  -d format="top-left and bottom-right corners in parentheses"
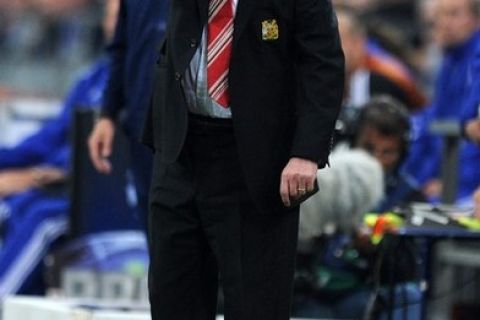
top-left (0, 0), bottom-right (103, 96)
top-left (297, 1), bottom-right (480, 318)
top-left (1, 0), bottom-right (480, 319)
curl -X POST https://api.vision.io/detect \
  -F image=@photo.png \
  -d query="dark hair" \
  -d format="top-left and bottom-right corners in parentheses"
top-left (354, 95), bottom-right (411, 160)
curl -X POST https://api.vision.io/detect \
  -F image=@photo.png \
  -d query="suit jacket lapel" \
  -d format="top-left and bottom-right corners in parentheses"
top-left (196, 0), bottom-right (208, 27)
top-left (233, 0), bottom-right (255, 48)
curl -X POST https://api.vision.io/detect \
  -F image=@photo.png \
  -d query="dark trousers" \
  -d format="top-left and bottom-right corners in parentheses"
top-left (147, 115), bottom-right (300, 320)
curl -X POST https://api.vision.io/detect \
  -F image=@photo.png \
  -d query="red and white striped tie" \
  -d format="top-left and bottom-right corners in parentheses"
top-left (207, 0), bottom-right (234, 108)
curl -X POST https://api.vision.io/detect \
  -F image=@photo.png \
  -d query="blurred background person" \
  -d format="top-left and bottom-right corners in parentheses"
top-left (355, 97), bottom-right (426, 211)
top-left (294, 97), bottom-right (423, 320)
top-left (0, 0), bottom-right (102, 96)
top-left (88, 0), bottom-right (169, 228)
top-left (404, 0), bottom-right (480, 204)
top-left (463, 103), bottom-right (480, 145)
top-left (334, 0), bottom-right (432, 83)
top-left (413, 0), bottom-right (443, 95)
top-left (460, 24), bottom-right (480, 210)
top-left (461, 16), bottom-right (480, 146)
top-left (337, 6), bottom-right (426, 112)
top-left (334, 5), bottom-right (426, 145)
top-left (0, 0), bottom-right (120, 300)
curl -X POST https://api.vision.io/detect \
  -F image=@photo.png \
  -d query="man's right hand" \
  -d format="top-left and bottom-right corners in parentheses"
top-left (88, 118), bottom-right (115, 174)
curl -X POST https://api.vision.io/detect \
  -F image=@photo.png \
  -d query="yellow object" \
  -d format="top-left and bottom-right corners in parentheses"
top-left (364, 212), bottom-right (404, 228)
top-left (262, 19), bottom-right (279, 41)
top-left (455, 217), bottom-right (480, 231)
top-left (364, 212), bottom-right (405, 244)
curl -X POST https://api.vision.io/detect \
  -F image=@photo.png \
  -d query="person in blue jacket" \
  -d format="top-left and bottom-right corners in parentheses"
top-left (460, 38), bottom-right (480, 207)
top-left (0, 0), bottom-right (119, 299)
top-left (404, 0), bottom-right (480, 203)
top-left (0, 58), bottom-right (110, 299)
top-left (88, 0), bottom-right (169, 228)
top-left (293, 97), bottom-right (423, 320)
top-left (462, 32), bottom-right (480, 143)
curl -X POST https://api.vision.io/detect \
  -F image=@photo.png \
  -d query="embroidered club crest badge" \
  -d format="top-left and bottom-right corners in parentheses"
top-left (262, 19), bottom-right (279, 41)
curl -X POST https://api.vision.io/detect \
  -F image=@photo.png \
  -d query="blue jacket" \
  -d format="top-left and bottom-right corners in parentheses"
top-left (458, 39), bottom-right (480, 200)
top-left (375, 170), bottom-right (424, 212)
top-left (0, 59), bottom-right (110, 171)
top-left (431, 32), bottom-right (480, 120)
top-left (461, 37), bottom-right (480, 123)
top-left (404, 31), bottom-right (480, 201)
top-left (101, 0), bottom-right (169, 139)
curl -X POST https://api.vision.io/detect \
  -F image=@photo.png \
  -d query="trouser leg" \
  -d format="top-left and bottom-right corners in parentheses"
top-left (148, 150), bottom-right (218, 320)
top-left (187, 121), bottom-right (300, 320)
top-left (148, 116), bottom-right (299, 320)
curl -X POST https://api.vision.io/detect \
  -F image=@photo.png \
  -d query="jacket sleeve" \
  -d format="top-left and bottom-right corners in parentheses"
top-left (462, 44), bottom-right (480, 125)
top-left (461, 80), bottom-right (480, 128)
top-left (44, 144), bottom-right (71, 171)
top-left (0, 85), bottom-right (79, 170)
top-left (290, 0), bottom-right (345, 168)
top-left (0, 121), bottom-right (65, 170)
top-left (100, 0), bottom-right (128, 120)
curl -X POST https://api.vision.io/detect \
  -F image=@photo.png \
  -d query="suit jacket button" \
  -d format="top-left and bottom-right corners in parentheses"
top-left (175, 72), bottom-right (182, 81)
top-left (189, 39), bottom-right (198, 48)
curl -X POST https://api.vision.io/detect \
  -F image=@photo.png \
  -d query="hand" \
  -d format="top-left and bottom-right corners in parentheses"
top-left (465, 119), bottom-right (480, 144)
top-left (0, 170), bottom-right (35, 197)
top-left (0, 167), bottom-right (65, 197)
top-left (88, 118), bottom-right (115, 174)
top-left (422, 179), bottom-right (443, 200)
top-left (280, 157), bottom-right (318, 207)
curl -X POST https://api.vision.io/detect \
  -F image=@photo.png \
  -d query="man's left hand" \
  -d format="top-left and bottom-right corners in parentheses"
top-left (280, 157), bottom-right (318, 207)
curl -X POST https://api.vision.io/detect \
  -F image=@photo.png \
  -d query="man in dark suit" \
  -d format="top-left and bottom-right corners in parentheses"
top-left (142, 0), bottom-right (344, 319)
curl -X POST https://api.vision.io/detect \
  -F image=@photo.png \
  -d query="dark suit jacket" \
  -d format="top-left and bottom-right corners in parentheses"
top-left (142, 0), bottom-right (345, 214)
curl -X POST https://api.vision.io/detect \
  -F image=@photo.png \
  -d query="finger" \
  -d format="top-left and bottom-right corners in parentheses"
top-left (100, 158), bottom-right (112, 174)
top-left (89, 137), bottom-right (110, 174)
top-left (305, 176), bottom-right (316, 193)
top-left (280, 175), bottom-right (290, 207)
top-left (88, 134), bottom-right (100, 166)
top-left (91, 145), bottom-right (105, 172)
top-left (99, 134), bottom-right (113, 174)
top-left (288, 173), bottom-right (299, 199)
top-left (297, 176), bottom-right (308, 195)
top-left (100, 133), bottom-right (113, 158)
